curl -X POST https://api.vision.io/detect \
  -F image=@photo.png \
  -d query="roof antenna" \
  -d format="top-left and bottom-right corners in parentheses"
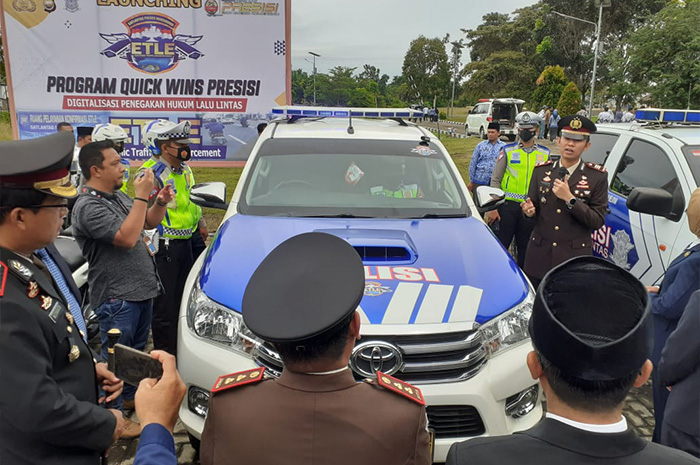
top-left (347, 110), bottom-right (354, 135)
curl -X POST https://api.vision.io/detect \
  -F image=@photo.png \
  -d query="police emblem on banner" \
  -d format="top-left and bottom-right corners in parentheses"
top-left (100, 13), bottom-right (204, 75)
top-left (204, 0), bottom-right (218, 16)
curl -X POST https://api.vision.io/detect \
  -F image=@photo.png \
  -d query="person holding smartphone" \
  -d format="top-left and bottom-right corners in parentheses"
top-left (71, 140), bottom-right (174, 435)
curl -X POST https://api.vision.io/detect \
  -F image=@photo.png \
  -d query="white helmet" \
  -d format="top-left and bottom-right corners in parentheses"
top-left (91, 123), bottom-right (128, 142)
top-left (142, 120), bottom-right (192, 155)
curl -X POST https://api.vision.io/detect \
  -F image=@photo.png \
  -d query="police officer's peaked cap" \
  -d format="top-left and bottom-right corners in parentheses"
top-left (558, 115), bottom-right (597, 140)
top-left (529, 256), bottom-right (650, 381)
top-left (515, 111), bottom-right (542, 128)
top-left (0, 132), bottom-right (77, 198)
top-left (242, 232), bottom-right (365, 343)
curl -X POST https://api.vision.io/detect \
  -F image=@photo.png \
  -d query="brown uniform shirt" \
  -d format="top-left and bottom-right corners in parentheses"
top-left (201, 368), bottom-right (431, 465)
top-left (523, 160), bottom-right (608, 279)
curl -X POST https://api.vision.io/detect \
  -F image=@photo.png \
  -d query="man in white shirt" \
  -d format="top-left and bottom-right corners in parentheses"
top-left (597, 106), bottom-right (613, 123)
top-left (446, 257), bottom-right (700, 465)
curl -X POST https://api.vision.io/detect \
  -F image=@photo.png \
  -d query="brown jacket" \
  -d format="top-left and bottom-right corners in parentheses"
top-left (523, 160), bottom-right (608, 279)
top-left (201, 368), bottom-right (431, 465)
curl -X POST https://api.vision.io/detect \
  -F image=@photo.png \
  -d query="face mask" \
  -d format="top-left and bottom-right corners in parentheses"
top-left (520, 130), bottom-right (535, 142)
top-left (167, 144), bottom-right (191, 161)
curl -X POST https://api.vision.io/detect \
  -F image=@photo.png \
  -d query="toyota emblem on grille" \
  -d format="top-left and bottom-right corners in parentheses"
top-left (349, 341), bottom-right (403, 377)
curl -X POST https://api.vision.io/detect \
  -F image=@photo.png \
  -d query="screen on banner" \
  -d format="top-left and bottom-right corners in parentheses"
top-left (1, 0), bottom-right (289, 162)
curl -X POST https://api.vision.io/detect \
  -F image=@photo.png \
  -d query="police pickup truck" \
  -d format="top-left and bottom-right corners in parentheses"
top-left (586, 108), bottom-right (700, 284)
top-left (178, 107), bottom-right (542, 462)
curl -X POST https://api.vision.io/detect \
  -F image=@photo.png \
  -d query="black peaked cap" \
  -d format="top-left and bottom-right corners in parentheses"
top-left (529, 256), bottom-right (651, 381)
top-left (242, 232), bottom-right (365, 343)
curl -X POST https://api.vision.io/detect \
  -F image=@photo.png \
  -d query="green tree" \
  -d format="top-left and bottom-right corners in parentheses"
top-left (532, 65), bottom-right (567, 109)
top-left (401, 36), bottom-right (450, 104)
top-left (627, 0), bottom-right (700, 109)
top-left (291, 69), bottom-right (309, 104)
top-left (461, 50), bottom-right (538, 102)
top-left (327, 66), bottom-right (357, 106)
top-left (557, 81), bottom-right (583, 116)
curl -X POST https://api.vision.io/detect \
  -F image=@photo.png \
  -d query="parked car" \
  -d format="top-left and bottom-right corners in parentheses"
top-left (178, 106), bottom-right (542, 463)
top-left (586, 108), bottom-right (700, 285)
top-left (466, 98), bottom-right (524, 141)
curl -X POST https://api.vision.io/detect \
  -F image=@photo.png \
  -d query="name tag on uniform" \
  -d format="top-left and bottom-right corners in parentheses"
top-left (510, 152), bottom-right (520, 164)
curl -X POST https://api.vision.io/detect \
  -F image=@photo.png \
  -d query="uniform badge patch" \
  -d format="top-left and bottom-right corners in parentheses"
top-left (27, 281), bottom-right (39, 298)
top-left (211, 367), bottom-right (266, 394)
top-left (40, 295), bottom-right (53, 310)
top-left (376, 371), bottom-right (425, 405)
top-left (536, 160), bottom-right (553, 168)
top-left (586, 162), bottom-right (607, 173)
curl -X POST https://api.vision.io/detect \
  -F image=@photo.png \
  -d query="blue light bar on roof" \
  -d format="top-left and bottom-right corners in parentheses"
top-left (636, 108), bottom-right (700, 123)
top-left (272, 106), bottom-right (422, 119)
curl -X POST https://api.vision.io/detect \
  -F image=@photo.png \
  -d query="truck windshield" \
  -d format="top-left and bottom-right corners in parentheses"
top-left (239, 138), bottom-right (468, 219)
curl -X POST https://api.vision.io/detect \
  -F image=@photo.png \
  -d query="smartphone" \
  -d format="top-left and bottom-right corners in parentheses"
top-left (114, 344), bottom-right (163, 387)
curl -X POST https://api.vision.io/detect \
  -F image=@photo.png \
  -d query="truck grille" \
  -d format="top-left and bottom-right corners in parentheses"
top-left (427, 405), bottom-right (485, 438)
top-left (252, 329), bottom-right (487, 385)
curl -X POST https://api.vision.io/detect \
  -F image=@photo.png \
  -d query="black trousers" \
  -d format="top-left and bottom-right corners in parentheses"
top-left (152, 237), bottom-right (194, 357)
top-left (494, 200), bottom-right (534, 269)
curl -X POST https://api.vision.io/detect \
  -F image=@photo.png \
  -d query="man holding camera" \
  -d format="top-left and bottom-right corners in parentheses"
top-left (71, 140), bottom-right (173, 427)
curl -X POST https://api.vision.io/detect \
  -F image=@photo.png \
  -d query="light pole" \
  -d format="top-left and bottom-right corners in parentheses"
top-left (449, 41), bottom-right (463, 119)
top-left (308, 51), bottom-right (320, 105)
top-left (550, 0), bottom-right (609, 118)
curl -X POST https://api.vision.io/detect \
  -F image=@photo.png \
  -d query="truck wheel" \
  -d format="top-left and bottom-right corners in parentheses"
top-left (479, 126), bottom-right (486, 139)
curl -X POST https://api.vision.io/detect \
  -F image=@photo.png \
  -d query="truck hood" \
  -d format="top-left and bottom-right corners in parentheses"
top-left (199, 215), bottom-right (530, 326)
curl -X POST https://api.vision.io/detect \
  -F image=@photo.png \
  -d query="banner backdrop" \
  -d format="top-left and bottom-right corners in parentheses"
top-left (1, 0), bottom-right (290, 162)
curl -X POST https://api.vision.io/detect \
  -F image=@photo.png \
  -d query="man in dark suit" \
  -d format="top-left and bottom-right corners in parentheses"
top-left (0, 132), bottom-right (125, 465)
top-left (447, 256), bottom-right (700, 465)
top-left (522, 115), bottom-right (608, 288)
top-left (201, 232), bottom-right (432, 465)
top-left (647, 187), bottom-right (700, 442)
top-left (659, 290), bottom-right (700, 457)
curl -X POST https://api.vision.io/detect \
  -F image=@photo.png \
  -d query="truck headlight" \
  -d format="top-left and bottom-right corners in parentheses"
top-left (480, 290), bottom-right (534, 357)
top-left (186, 281), bottom-right (261, 356)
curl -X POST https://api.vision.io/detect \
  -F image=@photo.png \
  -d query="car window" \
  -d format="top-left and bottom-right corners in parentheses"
top-left (240, 138), bottom-right (468, 218)
top-left (611, 139), bottom-right (680, 198)
top-left (585, 133), bottom-right (619, 166)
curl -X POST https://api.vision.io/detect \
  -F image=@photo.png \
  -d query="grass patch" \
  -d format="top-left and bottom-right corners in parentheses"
top-left (439, 106), bottom-right (469, 121)
top-left (0, 119), bottom-right (13, 141)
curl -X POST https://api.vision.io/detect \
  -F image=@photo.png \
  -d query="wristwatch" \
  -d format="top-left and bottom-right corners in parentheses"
top-left (566, 197), bottom-right (577, 209)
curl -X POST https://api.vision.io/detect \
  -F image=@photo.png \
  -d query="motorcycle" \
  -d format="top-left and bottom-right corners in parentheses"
top-left (53, 228), bottom-right (99, 341)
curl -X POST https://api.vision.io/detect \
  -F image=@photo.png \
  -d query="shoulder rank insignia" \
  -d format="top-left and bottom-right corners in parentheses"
top-left (535, 160), bottom-right (553, 168)
top-left (211, 367), bottom-right (266, 394)
top-left (585, 162), bottom-right (607, 173)
top-left (0, 261), bottom-right (7, 297)
top-left (27, 280), bottom-right (39, 299)
top-left (375, 371), bottom-right (425, 405)
top-left (8, 259), bottom-right (32, 282)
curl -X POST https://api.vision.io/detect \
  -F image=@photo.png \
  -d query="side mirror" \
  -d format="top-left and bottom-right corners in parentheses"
top-left (191, 182), bottom-right (228, 210)
top-left (475, 186), bottom-right (505, 214)
top-left (626, 187), bottom-right (675, 218)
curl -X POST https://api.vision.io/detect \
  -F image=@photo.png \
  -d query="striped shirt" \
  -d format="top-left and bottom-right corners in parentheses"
top-left (469, 139), bottom-right (506, 185)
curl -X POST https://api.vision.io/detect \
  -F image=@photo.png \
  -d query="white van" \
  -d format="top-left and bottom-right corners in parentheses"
top-left (466, 98), bottom-right (524, 141)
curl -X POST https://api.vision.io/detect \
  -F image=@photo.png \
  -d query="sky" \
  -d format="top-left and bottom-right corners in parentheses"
top-left (290, 0), bottom-right (539, 78)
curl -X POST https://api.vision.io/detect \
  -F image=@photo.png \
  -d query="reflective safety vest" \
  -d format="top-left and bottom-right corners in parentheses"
top-left (501, 143), bottom-right (549, 203)
top-left (139, 157), bottom-right (202, 239)
top-left (120, 159), bottom-right (130, 195)
top-left (370, 184), bottom-right (423, 199)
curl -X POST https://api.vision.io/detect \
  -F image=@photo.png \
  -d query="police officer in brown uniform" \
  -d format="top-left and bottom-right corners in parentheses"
top-left (522, 115), bottom-right (608, 288)
top-left (201, 232), bottom-right (431, 465)
top-left (0, 132), bottom-right (125, 465)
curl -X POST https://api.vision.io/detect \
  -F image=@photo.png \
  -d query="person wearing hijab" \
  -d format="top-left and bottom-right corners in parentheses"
top-left (647, 188), bottom-right (700, 443)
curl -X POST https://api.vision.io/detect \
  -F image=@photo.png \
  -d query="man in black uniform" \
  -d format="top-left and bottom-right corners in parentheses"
top-left (0, 132), bottom-right (125, 465)
top-left (447, 256), bottom-right (700, 465)
top-left (522, 115), bottom-right (608, 288)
